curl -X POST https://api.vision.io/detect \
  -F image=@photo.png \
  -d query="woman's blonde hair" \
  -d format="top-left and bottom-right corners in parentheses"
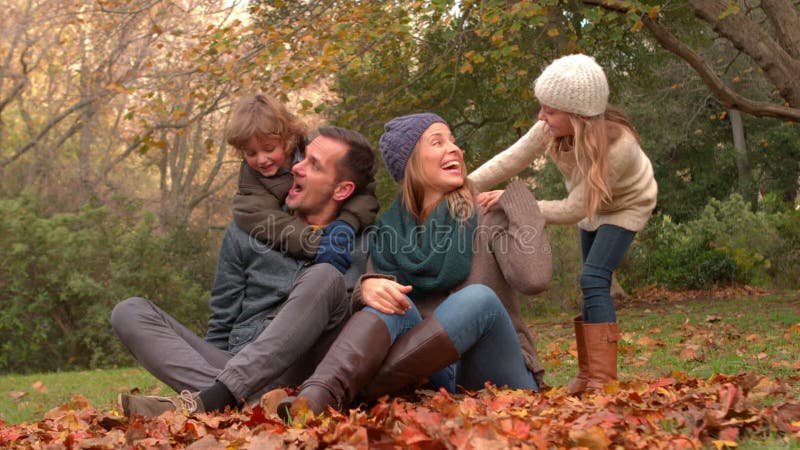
top-left (401, 144), bottom-right (474, 224)
top-left (226, 94), bottom-right (307, 157)
top-left (548, 105), bottom-right (639, 224)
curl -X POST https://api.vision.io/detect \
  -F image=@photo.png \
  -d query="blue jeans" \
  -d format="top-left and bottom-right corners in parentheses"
top-left (580, 225), bottom-right (636, 323)
top-left (364, 284), bottom-right (538, 393)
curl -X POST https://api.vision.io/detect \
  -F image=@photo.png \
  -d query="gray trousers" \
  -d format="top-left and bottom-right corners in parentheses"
top-left (110, 264), bottom-right (350, 403)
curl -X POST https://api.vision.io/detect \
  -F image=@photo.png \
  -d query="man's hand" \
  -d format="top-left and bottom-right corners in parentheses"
top-left (476, 189), bottom-right (504, 211)
top-left (361, 278), bottom-right (412, 315)
top-left (314, 220), bottom-right (355, 274)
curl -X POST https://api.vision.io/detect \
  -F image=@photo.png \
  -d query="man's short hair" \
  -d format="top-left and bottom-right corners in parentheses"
top-left (316, 126), bottom-right (376, 194)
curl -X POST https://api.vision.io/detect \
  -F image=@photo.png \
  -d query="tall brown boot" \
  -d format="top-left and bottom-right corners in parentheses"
top-left (582, 321), bottom-right (620, 393)
top-left (565, 315), bottom-right (589, 395)
top-left (278, 310), bottom-right (391, 420)
top-left (360, 315), bottom-right (459, 401)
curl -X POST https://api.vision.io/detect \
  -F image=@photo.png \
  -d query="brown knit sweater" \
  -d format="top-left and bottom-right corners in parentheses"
top-left (352, 181), bottom-right (552, 384)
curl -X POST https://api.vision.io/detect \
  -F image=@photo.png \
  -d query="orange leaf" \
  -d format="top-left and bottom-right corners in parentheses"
top-left (680, 345), bottom-right (702, 361)
top-left (569, 426), bottom-right (611, 449)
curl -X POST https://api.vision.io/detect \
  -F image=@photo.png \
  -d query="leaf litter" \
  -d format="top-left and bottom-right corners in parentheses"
top-left (1, 372), bottom-right (798, 449)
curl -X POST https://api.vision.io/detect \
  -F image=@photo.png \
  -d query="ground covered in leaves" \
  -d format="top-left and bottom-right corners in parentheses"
top-left (2, 289), bottom-right (798, 448)
top-left (1, 372), bottom-right (799, 449)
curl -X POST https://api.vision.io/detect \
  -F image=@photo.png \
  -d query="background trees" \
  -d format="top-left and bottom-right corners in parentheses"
top-left (1, 0), bottom-right (798, 372)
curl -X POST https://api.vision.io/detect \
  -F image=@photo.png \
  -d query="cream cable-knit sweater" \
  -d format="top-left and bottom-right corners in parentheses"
top-left (468, 121), bottom-right (657, 232)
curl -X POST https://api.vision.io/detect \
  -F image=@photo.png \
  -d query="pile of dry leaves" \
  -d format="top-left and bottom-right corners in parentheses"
top-left (2, 372), bottom-right (799, 449)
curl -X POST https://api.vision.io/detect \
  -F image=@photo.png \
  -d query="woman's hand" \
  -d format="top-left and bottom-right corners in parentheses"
top-left (361, 278), bottom-right (413, 315)
top-left (476, 190), bottom-right (505, 211)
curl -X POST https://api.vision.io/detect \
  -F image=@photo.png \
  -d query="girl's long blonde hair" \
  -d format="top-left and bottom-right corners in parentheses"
top-left (401, 144), bottom-right (474, 224)
top-left (548, 105), bottom-right (640, 224)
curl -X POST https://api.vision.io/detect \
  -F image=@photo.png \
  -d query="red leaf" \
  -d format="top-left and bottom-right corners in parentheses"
top-left (398, 424), bottom-right (431, 445)
top-left (0, 426), bottom-right (24, 445)
top-left (244, 405), bottom-right (268, 427)
top-left (718, 427), bottom-right (739, 441)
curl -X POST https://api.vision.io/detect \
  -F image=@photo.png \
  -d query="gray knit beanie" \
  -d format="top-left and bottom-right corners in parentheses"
top-left (379, 112), bottom-right (448, 182)
top-left (534, 54), bottom-right (609, 117)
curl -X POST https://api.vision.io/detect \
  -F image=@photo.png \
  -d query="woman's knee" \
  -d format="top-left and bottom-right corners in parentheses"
top-left (455, 284), bottom-right (503, 314)
top-left (363, 302), bottom-right (422, 340)
top-left (435, 285), bottom-right (504, 330)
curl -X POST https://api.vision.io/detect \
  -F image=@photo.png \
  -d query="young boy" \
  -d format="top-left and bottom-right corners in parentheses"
top-left (227, 94), bottom-right (379, 272)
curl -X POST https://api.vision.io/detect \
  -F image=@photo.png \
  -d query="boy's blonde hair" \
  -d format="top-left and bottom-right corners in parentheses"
top-left (548, 105), bottom-right (640, 224)
top-left (226, 94), bottom-right (307, 157)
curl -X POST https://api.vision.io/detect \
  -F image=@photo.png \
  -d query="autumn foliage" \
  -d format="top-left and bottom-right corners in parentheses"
top-left (2, 372), bottom-right (799, 449)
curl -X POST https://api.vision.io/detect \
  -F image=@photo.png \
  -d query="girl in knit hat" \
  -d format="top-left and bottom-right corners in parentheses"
top-left (469, 54), bottom-right (658, 395)
top-left (278, 113), bottom-right (552, 420)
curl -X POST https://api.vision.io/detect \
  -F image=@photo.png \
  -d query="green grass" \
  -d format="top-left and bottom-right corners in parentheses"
top-left (0, 367), bottom-right (167, 424)
top-left (531, 291), bottom-right (800, 387)
top-left (1, 291), bottom-right (798, 448)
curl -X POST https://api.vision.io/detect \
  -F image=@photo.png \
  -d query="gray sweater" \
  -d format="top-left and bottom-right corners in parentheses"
top-left (205, 221), bottom-right (368, 353)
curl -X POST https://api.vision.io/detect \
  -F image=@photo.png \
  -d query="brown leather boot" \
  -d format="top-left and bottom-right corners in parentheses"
top-left (582, 321), bottom-right (620, 394)
top-left (360, 315), bottom-right (459, 401)
top-left (278, 310), bottom-right (391, 421)
top-left (565, 315), bottom-right (589, 395)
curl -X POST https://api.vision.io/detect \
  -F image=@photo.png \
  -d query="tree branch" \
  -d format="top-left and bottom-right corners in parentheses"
top-left (580, 0), bottom-right (800, 120)
top-left (0, 91), bottom-right (113, 168)
top-left (689, 0), bottom-right (800, 106)
top-left (187, 170), bottom-right (237, 213)
top-left (641, 15), bottom-right (800, 120)
top-left (0, 77), bottom-right (26, 116)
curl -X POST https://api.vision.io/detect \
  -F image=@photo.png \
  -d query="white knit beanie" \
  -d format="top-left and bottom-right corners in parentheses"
top-left (534, 54), bottom-right (609, 117)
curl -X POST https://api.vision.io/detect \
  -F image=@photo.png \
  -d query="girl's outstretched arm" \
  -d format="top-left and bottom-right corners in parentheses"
top-left (468, 121), bottom-right (548, 192)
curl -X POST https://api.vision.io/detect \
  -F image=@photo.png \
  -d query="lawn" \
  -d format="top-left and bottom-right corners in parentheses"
top-left (538, 288), bottom-right (800, 387)
top-left (0, 367), bottom-right (168, 425)
top-left (1, 290), bottom-right (799, 448)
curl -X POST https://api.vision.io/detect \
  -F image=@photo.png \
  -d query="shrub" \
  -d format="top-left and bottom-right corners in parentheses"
top-left (0, 196), bottom-right (216, 373)
top-left (766, 207), bottom-right (800, 288)
top-left (623, 194), bottom-right (798, 290)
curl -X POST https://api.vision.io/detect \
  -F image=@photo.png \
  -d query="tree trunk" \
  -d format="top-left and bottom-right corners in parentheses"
top-left (728, 109), bottom-right (756, 210)
top-left (611, 274), bottom-right (628, 307)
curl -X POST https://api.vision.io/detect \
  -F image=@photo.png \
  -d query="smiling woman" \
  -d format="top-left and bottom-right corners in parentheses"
top-left (276, 112), bottom-right (553, 420)
top-left (399, 117), bottom-right (474, 226)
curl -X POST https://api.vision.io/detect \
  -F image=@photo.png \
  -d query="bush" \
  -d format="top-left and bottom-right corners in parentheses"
top-left (623, 194), bottom-right (799, 290)
top-left (0, 196), bottom-right (217, 373)
top-left (766, 207), bottom-right (800, 287)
